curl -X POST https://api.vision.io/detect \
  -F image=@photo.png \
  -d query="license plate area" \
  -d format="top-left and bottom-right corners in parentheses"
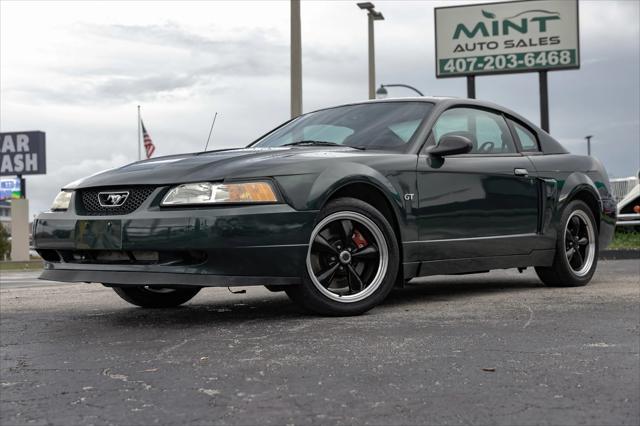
top-left (75, 220), bottom-right (122, 250)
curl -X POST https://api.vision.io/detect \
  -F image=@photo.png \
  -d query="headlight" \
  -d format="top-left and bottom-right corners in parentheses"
top-left (51, 191), bottom-right (73, 210)
top-left (161, 181), bottom-right (278, 205)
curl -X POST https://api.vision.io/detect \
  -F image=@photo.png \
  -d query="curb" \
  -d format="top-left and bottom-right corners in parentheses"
top-left (599, 249), bottom-right (640, 260)
top-left (0, 260), bottom-right (44, 271)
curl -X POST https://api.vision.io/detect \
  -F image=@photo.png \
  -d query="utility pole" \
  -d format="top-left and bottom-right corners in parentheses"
top-left (585, 135), bottom-right (592, 156)
top-left (290, 0), bottom-right (302, 118)
top-left (358, 3), bottom-right (384, 100)
top-left (539, 71), bottom-right (549, 133)
top-left (137, 105), bottom-right (141, 161)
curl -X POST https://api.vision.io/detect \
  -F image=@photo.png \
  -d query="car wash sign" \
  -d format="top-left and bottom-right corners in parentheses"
top-left (0, 131), bottom-right (46, 175)
top-left (435, 0), bottom-right (579, 77)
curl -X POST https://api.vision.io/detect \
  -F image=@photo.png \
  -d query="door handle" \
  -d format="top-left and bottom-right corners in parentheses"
top-left (514, 168), bottom-right (529, 177)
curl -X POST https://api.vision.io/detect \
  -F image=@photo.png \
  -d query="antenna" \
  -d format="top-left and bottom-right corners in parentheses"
top-left (203, 112), bottom-right (218, 152)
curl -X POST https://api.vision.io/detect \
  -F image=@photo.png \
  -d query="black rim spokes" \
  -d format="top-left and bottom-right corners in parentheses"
top-left (340, 219), bottom-right (354, 243)
top-left (352, 245), bottom-right (379, 259)
top-left (317, 263), bottom-right (339, 286)
top-left (346, 264), bottom-right (364, 293)
top-left (565, 214), bottom-right (589, 270)
top-left (313, 234), bottom-right (338, 255)
top-left (311, 218), bottom-right (380, 295)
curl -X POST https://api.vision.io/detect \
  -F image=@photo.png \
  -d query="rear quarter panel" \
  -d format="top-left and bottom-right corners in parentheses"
top-left (528, 153), bottom-right (616, 248)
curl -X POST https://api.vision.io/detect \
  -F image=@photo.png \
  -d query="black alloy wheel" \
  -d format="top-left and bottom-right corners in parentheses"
top-left (285, 197), bottom-right (399, 316)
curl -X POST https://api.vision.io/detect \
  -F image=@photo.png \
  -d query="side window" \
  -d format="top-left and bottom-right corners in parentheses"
top-left (432, 108), bottom-right (517, 154)
top-left (432, 110), bottom-right (468, 142)
top-left (510, 120), bottom-right (539, 152)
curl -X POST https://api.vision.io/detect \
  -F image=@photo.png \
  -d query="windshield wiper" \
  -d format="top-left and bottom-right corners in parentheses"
top-left (283, 140), bottom-right (365, 150)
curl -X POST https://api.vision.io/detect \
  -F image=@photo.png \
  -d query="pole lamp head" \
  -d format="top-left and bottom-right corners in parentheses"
top-left (376, 85), bottom-right (388, 99)
top-left (357, 2), bottom-right (384, 19)
top-left (357, 2), bottom-right (375, 10)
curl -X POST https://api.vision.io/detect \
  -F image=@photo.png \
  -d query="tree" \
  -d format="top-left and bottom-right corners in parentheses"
top-left (0, 223), bottom-right (10, 260)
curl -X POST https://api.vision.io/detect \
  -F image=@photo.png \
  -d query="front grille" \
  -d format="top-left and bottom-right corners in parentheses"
top-left (77, 186), bottom-right (156, 215)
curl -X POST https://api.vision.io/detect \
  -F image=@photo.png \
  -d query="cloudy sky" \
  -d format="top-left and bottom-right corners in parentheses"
top-left (1, 0), bottom-right (639, 217)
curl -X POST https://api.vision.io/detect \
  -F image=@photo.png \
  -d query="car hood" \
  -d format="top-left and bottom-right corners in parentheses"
top-left (66, 146), bottom-right (389, 189)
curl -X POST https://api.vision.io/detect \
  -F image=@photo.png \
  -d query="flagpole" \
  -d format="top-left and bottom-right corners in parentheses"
top-left (137, 105), bottom-right (141, 161)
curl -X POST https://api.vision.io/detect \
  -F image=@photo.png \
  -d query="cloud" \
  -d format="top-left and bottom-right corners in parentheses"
top-left (89, 21), bottom-right (285, 53)
top-left (4, 21), bottom-right (291, 105)
top-left (7, 72), bottom-right (213, 104)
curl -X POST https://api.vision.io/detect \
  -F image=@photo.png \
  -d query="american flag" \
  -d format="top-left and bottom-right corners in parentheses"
top-left (141, 120), bottom-right (156, 158)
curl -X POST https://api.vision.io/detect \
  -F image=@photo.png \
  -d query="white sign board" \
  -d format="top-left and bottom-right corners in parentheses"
top-left (435, 0), bottom-right (579, 77)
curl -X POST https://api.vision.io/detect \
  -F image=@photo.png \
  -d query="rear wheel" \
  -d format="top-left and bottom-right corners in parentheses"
top-left (536, 200), bottom-right (598, 287)
top-left (111, 286), bottom-right (201, 308)
top-left (285, 197), bottom-right (399, 316)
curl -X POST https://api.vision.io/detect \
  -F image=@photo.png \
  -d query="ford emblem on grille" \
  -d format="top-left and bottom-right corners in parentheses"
top-left (98, 191), bottom-right (130, 207)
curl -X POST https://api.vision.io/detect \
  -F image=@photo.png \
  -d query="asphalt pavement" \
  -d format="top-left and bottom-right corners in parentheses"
top-left (1, 260), bottom-right (639, 426)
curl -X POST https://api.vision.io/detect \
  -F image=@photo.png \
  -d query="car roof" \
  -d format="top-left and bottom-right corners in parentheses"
top-left (332, 96), bottom-right (526, 117)
top-left (311, 96), bottom-right (521, 118)
top-left (304, 97), bottom-right (568, 155)
top-left (307, 97), bottom-right (535, 131)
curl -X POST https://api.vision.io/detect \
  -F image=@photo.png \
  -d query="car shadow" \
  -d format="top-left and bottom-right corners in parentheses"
top-left (92, 273), bottom-right (545, 328)
top-left (383, 274), bottom-right (544, 307)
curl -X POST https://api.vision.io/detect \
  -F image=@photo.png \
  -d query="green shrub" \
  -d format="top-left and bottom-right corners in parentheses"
top-left (610, 229), bottom-right (640, 249)
top-left (0, 223), bottom-right (10, 260)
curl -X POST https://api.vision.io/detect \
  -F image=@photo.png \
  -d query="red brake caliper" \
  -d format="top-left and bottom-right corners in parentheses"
top-left (352, 229), bottom-right (368, 249)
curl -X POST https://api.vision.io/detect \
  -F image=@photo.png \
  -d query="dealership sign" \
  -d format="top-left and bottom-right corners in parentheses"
top-left (435, 0), bottom-right (579, 77)
top-left (0, 131), bottom-right (47, 175)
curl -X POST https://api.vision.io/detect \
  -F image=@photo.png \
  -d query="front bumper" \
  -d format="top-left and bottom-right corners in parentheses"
top-left (616, 213), bottom-right (640, 227)
top-left (34, 203), bottom-right (317, 287)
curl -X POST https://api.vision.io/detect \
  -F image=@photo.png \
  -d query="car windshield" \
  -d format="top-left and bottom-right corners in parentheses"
top-left (252, 102), bottom-right (434, 151)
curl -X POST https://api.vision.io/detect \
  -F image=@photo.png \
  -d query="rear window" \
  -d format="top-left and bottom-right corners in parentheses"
top-left (509, 119), bottom-right (540, 152)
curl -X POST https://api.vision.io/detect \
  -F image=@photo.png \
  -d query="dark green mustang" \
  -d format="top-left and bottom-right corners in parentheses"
top-left (34, 98), bottom-right (616, 315)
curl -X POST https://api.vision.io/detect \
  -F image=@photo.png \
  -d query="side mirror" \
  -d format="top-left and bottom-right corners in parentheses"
top-left (426, 135), bottom-right (473, 157)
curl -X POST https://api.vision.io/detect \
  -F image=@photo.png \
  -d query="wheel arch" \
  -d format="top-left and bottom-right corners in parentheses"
top-left (569, 188), bottom-right (601, 231)
top-left (322, 181), bottom-right (405, 283)
top-left (324, 182), bottom-right (402, 239)
top-left (560, 172), bottom-right (602, 231)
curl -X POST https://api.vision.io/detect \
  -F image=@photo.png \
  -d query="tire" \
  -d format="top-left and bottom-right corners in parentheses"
top-left (285, 197), bottom-right (400, 316)
top-left (111, 286), bottom-right (201, 308)
top-left (535, 200), bottom-right (599, 287)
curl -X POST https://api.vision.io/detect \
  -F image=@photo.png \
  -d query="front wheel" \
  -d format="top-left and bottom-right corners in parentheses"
top-left (535, 200), bottom-right (599, 287)
top-left (111, 286), bottom-right (201, 308)
top-left (285, 197), bottom-right (400, 316)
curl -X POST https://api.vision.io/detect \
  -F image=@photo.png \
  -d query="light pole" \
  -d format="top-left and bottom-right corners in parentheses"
top-left (585, 135), bottom-right (592, 156)
top-left (357, 2), bottom-right (384, 100)
top-left (376, 84), bottom-right (424, 98)
top-left (291, 0), bottom-right (302, 118)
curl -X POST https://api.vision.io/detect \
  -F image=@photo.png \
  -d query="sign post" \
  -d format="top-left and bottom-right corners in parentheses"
top-left (434, 0), bottom-right (580, 132)
top-left (10, 198), bottom-right (29, 261)
top-left (466, 75), bottom-right (476, 99)
top-left (539, 70), bottom-right (549, 132)
top-left (0, 131), bottom-right (47, 261)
